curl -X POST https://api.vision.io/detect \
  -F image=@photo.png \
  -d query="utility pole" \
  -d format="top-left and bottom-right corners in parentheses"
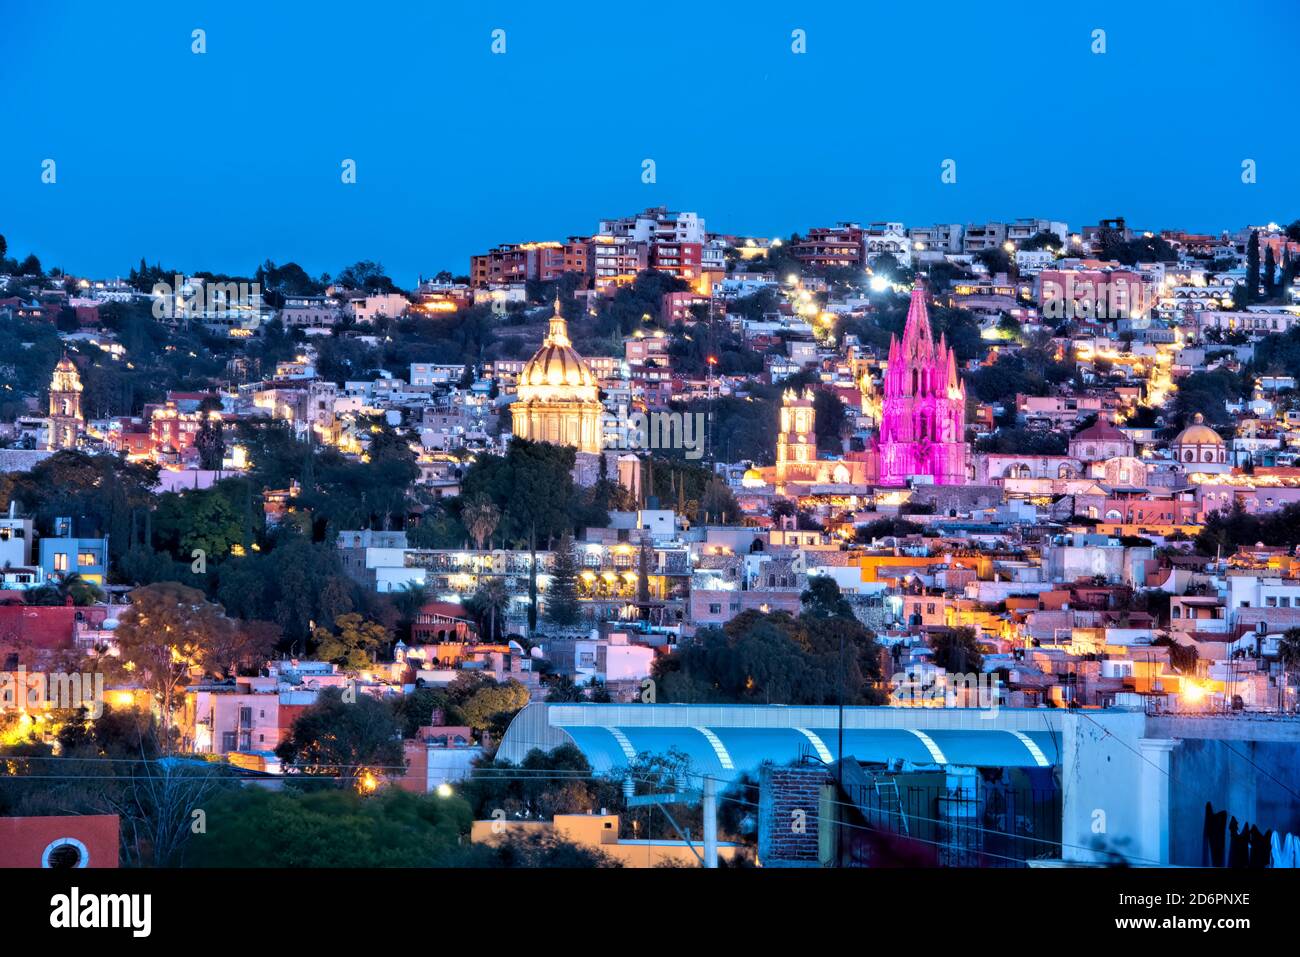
top-left (837, 629), bottom-right (845, 867)
top-left (702, 775), bottom-right (718, 869)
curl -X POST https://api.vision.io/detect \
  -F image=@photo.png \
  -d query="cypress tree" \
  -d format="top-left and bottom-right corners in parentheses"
top-left (545, 531), bottom-right (581, 626)
top-left (1246, 230), bottom-right (1260, 304)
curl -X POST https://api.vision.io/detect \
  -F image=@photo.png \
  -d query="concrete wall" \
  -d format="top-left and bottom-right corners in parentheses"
top-left (1165, 735), bottom-right (1300, 867)
top-left (1061, 710), bottom-right (1150, 865)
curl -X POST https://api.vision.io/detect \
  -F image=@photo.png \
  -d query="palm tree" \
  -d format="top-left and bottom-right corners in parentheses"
top-left (472, 578), bottom-right (510, 642)
top-left (391, 581), bottom-right (428, 641)
top-left (29, 573), bottom-right (105, 607)
top-left (462, 497), bottom-right (501, 551)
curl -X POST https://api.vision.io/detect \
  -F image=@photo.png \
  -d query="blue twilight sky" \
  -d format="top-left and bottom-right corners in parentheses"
top-left (1, 0), bottom-right (1297, 285)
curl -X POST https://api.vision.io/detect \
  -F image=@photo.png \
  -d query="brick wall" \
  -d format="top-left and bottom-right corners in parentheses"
top-left (759, 763), bottom-right (828, 867)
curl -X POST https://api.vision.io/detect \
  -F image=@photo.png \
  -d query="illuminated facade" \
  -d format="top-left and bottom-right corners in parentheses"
top-left (511, 298), bottom-right (604, 454)
top-left (876, 282), bottom-right (968, 486)
top-left (47, 356), bottom-right (84, 450)
top-left (776, 387), bottom-right (818, 484)
top-left (757, 387), bottom-right (873, 492)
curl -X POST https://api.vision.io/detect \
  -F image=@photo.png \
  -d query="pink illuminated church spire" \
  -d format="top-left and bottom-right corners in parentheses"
top-left (875, 279), bottom-right (969, 486)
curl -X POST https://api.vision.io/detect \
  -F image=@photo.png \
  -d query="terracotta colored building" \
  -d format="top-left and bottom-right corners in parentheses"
top-left (0, 814), bottom-right (119, 868)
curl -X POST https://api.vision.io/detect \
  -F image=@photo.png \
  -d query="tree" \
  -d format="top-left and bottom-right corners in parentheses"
top-left (275, 687), bottom-right (403, 786)
top-left (975, 247), bottom-right (1012, 277)
top-left (699, 476), bottom-right (741, 524)
top-left (855, 516), bottom-right (923, 542)
top-left (930, 626), bottom-right (984, 674)
top-left (387, 580), bottom-right (428, 643)
top-left (452, 830), bottom-right (623, 868)
top-left (460, 439), bottom-right (580, 547)
top-left (1019, 231), bottom-right (1061, 253)
top-left (976, 427), bottom-right (1069, 456)
top-left (801, 576), bottom-right (855, 620)
top-left (1170, 368), bottom-right (1243, 429)
top-left (770, 499), bottom-right (797, 523)
top-left (311, 612), bottom-right (390, 672)
top-left (194, 402), bottom-right (226, 471)
top-left (636, 536), bottom-right (651, 611)
top-left (459, 679), bottom-right (531, 737)
top-left (26, 572), bottom-right (105, 606)
top-left (113, 582), bottom-right (238, 747)
top-left (460, 743), bottom-right (617, 823)
top-left (468, 578), bottom-right (509, 641)
top-left (1245, 230), bottom-right (1260, 305)
top-left (184, 787), bottom-right (471, 867)
top-left (545, 532), bottom-right (581, 626)
top-left (545, 674), bottom-right (584, 702)
top-left (207, 619), bottom-right (281, 678)
top-left (813, 389), bottom-right (847, 454)
top-left (461, 496), bottom-right (501, 550)
top-left (335, 261), bottom-right (399, 294)
top-left (651, 610), bottom-right (883, 706)
top-left (5, 451), bottom-right (159, 565)
top-left (153, 486), bottom-right (243, 561)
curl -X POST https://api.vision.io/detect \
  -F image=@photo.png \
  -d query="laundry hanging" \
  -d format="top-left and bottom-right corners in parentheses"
top-left (1202, 802), bottom-right (1227, 868)
top-left (1270, 830), bottom-right (1300, 868)
top-left (1228, 817), bottom-right (1251, 868)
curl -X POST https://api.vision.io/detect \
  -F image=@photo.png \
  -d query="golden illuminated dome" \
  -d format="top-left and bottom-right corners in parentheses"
top-left (1173, 412), bottom-right (1223, 446)
top-left (520, 297), bottom-right (597, 390)
top-left (511, 296), bottom-right (603, 454)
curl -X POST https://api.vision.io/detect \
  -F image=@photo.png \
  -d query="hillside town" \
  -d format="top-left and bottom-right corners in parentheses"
top-left (2, 210), bottom-right (1300, 871)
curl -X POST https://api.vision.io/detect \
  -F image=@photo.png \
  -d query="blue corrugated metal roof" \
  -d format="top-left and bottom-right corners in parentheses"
top-left (551, 723), bottom-right (1058, 781)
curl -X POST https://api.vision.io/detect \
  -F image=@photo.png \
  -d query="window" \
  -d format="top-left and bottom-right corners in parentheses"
top-left (77, 551), bottom-right (97, 567)
top-left (42, 838), bottom-right (88, 869)
top-left (708, 603), bottom-right (722, 615)
top-left (53, 552), bottom-right (68, 571)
